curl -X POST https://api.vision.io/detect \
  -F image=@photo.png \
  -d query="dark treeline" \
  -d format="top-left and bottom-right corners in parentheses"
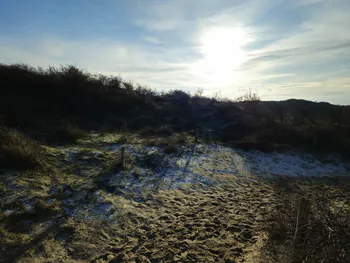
top-left (0, 63), bottom-right (349, 156)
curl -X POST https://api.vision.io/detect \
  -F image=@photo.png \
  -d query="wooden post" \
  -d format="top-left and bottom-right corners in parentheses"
top-left (195, 128), bottom-right (199, 143)
top-left (120, 146), bottom-right (126, 168)
top-left (293, 197), bottom-right (310, 247)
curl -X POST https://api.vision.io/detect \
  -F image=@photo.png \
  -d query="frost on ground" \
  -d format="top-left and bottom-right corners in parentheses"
top-left (195, 144), bottom-right (350, 178)
top-left (1, 136), bottom-right (349, 263)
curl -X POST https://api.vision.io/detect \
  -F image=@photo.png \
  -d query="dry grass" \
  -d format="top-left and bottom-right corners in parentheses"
top-left (105, 148), bottom-right (136, 172)
top-left (0, 128), bottom-right (44, 170)
top-left (263, 177), bottom-right (350, 263)
top-left (46, 124), bottom-right (88, 144)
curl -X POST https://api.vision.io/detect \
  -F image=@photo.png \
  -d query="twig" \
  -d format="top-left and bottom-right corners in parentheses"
top-left (293, 197), bottom-right (302, 248)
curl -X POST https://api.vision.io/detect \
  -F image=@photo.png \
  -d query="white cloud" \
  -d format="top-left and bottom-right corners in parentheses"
top-left (1, 0), bottom-right (349, 104)
top-left (141, 35), bottom-right (162, 44)
top-left (226, 0), bottom-right (350, 103)
top-left (0, 36), bottom-right (202, 92)
top-left (296, 0), bottom-right (325, 6)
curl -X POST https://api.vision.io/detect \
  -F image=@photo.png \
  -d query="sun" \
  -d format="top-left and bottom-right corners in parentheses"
top-left (194, 26), bottom-right (250, 85)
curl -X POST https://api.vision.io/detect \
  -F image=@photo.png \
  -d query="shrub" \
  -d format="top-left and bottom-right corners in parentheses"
top-left (235, 88), bottom-right (260, 102)
top-left (129, 115), bottom-right (156, 130)
top-left (0, 128), bottom-right (43, 170)
top-left (220, 122), bottom-right (254, 142)
top-left (167, 90), bottom-right (191, 105)
top-left (251, 122), bottom-right (308, 147)
top-left (311, 127), bottom-right (349, 154)
top-left (47, 124), bottom-right (88, 144)
top-left (264, 178), bottom-right (350, 263)
top-left (101, 116), bottom-right (128, 132)
top-left (139, 126), bottom-right (157, 137)
top-left (157, 126), bottom-right (174, 136)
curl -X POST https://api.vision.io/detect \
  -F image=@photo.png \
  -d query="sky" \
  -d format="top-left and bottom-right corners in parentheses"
top-left (1, 0), bottom-right (350, 104)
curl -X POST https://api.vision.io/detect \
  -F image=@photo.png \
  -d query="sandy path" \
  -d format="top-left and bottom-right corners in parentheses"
top-left (88, 180), bottom-right (278, 263)
top-left (3, 139), bottom-right (349, 263)
top-left (86, 144), bottom-right (280, 263)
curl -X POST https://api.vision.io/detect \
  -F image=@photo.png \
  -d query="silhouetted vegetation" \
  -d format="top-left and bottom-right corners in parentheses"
top-left (0, 127), bottom-right (43, 170)
top-left (0, 63), bottom-right (349, 158)
top-left (265, 177), bottom-right (350, 263)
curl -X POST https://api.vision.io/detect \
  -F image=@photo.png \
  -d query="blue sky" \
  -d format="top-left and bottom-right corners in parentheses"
top-left (1, 0), bottom-right (350, 104)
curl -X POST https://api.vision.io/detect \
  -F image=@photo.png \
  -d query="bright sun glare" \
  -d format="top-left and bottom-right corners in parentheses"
top-left (194, 26), bottom-right (250, 85)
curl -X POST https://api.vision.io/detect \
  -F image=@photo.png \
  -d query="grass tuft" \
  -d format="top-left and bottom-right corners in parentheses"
top-left (0, 128), bottom-right (43, 170)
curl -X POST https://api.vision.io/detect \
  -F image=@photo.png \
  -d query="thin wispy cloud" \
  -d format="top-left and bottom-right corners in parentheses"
top-left (0, 0), bottom-right (349, 104)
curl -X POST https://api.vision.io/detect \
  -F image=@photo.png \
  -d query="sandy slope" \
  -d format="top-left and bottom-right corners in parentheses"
top-left (1, 136), bottom-right (349, 263)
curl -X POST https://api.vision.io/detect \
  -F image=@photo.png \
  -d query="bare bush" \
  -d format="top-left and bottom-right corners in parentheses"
top-left (265, 178), bottom-right (350, 263)
top-left (235, 88), bottom-right (260, 102)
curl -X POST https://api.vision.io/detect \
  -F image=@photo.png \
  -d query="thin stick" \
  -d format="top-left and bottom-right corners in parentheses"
top-left (120, 146), bottom-right (126, 168)
top-left (293, 197), bottom-right (302, 247)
